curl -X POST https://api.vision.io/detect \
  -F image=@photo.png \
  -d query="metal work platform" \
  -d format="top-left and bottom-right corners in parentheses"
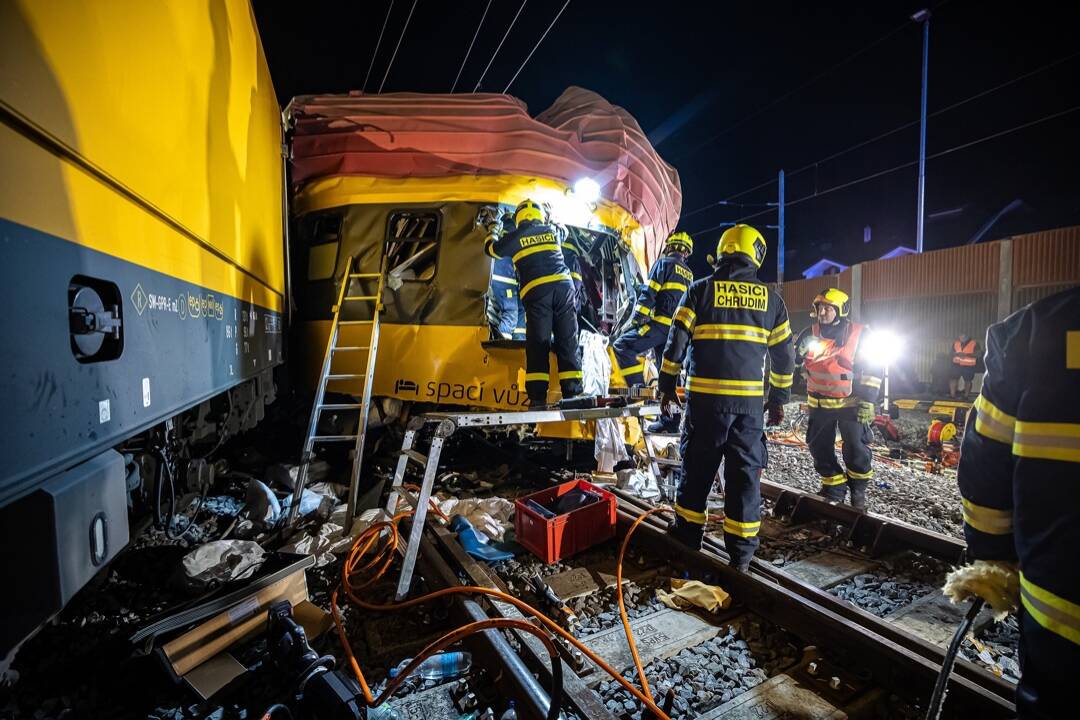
top-left (386, 403), bottom-right (661, 600)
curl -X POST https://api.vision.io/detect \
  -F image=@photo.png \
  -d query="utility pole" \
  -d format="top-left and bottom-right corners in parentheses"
top-left (913, 8), bottom-right (931, 253)
top-left (777, 169), bottom-right (785, 290)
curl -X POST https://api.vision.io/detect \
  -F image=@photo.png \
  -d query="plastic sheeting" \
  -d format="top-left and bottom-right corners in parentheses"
top-left (289, 88), bottom-right (681, 264)
top-left (581, 330), bottom-right (631, 472)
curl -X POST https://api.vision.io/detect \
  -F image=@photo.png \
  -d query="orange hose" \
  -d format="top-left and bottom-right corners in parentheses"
top-left (615, 505), bottom-right (673, 701)
top-left (330, 505), bottom-right (674, 719)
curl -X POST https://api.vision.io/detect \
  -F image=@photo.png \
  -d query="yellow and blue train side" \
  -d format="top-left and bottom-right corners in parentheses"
top-left (0, 0), bottom-right (285, 658)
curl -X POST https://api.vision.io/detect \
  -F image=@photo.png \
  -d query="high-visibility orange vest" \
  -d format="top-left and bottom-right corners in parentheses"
top-left (952, 338), bottom-right (978, 366)
top-left (804, 322), bottom-right (864, 398)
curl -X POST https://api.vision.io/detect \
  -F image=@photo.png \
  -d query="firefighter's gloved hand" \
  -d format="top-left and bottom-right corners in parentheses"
top-left (943, 560), bottom-right (1020, 620)
top-left (765, 400), bottom-right (784, 427)
top-left (660, 390), bottom-right (682, 419)
top-left (857, 401), bottom-right (876, 424)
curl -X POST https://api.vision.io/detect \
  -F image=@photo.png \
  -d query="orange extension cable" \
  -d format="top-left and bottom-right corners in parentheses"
top-left (329, 502), bottom-right (674, 720)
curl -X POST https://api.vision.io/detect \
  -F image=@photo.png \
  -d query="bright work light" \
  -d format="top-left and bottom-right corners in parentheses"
top-left (861, 330), bottom-right (904, 367)
top-left (573, 177), bottom-right (601, 204)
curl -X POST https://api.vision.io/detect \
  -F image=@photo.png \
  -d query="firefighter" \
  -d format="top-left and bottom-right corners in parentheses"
top-left (948, 333), bottom-right (980, 398)
top-left (484, 199), bottom-right (583, 406)
top-left (657, 224), bottom-right (794, 568)
top-left (613, 231), bottom-right (695, 390)
top-left (944, 286), bottom-right (1079, 718)
top-left (800, 289), bottom-right (882, 510)
top-left (489, 255), bottom-right (526, 340)
top-left (562, 232), bottom-right (585, 313)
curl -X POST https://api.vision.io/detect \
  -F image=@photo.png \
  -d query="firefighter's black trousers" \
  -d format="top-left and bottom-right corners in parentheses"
top-left (1016, 606), bottom-right (1079, 718)
top-left (806, 407), bottom-right (873, 501)
top-left (523, 281), bottom-right (583, 404)
top-left (675, 398), bottom-right (767, 566)
top-left (612, 321), bottom-right (668, 388)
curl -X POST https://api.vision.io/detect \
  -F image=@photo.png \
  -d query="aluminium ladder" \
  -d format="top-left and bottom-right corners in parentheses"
top-left (287, 255), bottom-right (386, 531)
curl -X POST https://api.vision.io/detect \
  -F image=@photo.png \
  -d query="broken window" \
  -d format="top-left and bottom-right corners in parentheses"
top-left (385, 210), bottom-right (440, 284)
top-left (301, 213), bottom-right (343, 281)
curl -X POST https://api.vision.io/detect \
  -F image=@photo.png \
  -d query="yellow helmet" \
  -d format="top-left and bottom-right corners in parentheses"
top-left (664, 231), bottom-right (693, 255)
top-left (813, 288), bottom-right (851, 318)
top-left (716, 224), bottom-right (767, 268)
top-left (514, 199), bottom-right (544, 226)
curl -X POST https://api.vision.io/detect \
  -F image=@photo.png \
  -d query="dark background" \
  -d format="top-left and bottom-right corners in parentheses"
top-left (254, 0), bottom-right (1080, 281)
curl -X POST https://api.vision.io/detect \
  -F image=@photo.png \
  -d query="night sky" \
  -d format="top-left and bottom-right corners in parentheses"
top-left (254, 0), bottom-right (1080, 281)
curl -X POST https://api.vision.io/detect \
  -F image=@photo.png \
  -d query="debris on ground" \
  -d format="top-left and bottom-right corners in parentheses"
top-left (765, 403), bottom-right (965, 538)
top-left (182, 539), bottom-right (266, 586)
top-left (960, 614), bottom-right (1022, 683)
top-left (656, 578), bottom-right (732, 613)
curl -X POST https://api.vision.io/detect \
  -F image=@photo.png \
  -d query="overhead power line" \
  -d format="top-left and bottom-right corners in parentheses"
top-left (670, 17), bottom-right (915, 162)
top-left (451, 0), bottom-right (494, 93)
top-left (474, 0), bottom-right (529, 92)
top-left (503, 0), bottom-right (572, 94)
top-left (378, 0), bottom-right (419, 94)
top-left (689, 103), bottom-right (1080, 236)
top-left (362, 0), bottom-right (395, 93)
top-left (683, 49), bottom-right (1080, 218)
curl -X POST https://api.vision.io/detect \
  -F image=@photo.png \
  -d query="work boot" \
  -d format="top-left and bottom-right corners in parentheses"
top-left (646, 414), bottom-right (681, 434)
top-left (818, 482), bottom-right (847, 503)
top-left (848, 479), bottom-right (868, 511)
top-left (667, 516), bottom-right (704, 551)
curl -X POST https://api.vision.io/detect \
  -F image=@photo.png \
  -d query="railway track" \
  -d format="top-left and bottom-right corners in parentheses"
top-left (393, 482), bottom-right (1015, 719)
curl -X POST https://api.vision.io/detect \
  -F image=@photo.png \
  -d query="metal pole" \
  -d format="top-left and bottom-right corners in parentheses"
top-left (915, 10), bottom-right (931, 253)
top-left (777, 169), bottom-right (785, 289)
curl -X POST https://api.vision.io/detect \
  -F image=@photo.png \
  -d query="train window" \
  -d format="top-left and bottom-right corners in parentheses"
top-left (385, 210), bottom-right (440, 282)
top-left (307, 242), bottom-right (338, 281)
top-left (303, 213), bottom-right (342, 281)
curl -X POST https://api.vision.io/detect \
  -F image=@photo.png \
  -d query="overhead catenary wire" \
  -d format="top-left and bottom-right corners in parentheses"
top-left (451, 0), bottom-right (494, 93)
top-left (377, 0), bottom-right (419, 94)
top-left (502, 0), bottom-right (572, 94)
top-left (670, 15), bottom-right (918, 163)
top-left (684, 48), bottom-right (1080, 219)
top-left (362, 0), bottom-right (395, 94)
top-left (689, 103), bottom-right (1080, 236)
top-left (473, 0), bottom-right (529, 92)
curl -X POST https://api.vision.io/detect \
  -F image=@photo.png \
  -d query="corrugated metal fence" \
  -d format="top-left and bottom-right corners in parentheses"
top-left (779, 225), bottom-right (1080, 383)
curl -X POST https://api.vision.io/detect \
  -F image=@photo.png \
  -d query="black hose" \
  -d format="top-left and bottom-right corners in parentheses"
top-left (924, 597), bottom-right (985, 720)
top-left (259, 703), bottom-right (293, 720)
top-left (545, 648), bottom-right (563, 720)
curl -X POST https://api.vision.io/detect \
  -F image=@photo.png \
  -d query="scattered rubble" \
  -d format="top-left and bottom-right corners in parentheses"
top-left (961, 614), bottom-right (1022, 684)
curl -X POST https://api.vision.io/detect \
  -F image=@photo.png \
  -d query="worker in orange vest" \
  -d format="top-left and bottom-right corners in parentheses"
top-left (949, 333), bottom-right (981, 399)
top-left (799, 289), bottom-right (883, 510)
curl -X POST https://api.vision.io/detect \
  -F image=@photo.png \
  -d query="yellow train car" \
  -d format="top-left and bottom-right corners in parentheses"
top-left (287, 91), bottom-right (681, 422)
top-left (0, 0), bottom-right (284, 658)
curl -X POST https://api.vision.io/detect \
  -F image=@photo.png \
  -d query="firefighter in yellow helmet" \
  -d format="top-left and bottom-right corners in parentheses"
top-left (797, 288), bottom-right (883, 510)
top-left (657, 224), bottom-right (794, 567)
top-left (484, 199), bottom-right (583, 406)
top-left (613, 232), bottom-right (695, 413)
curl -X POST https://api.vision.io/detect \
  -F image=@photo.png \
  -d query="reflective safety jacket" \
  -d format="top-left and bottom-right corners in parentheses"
top-left (658, 260), bottom-right (795, 414)
top-left (485, 219), bottom-right (572, 299)
top-left (562, 236), bottom-right (584, 285)
top-left (952, 338), bottom-right (979, 367)
top-left (958, 287), bottom-right (1080, 651)
top-left (801, 320), bottom-right (881, 409)
top-left (633, 254), bottom-right (694, 328)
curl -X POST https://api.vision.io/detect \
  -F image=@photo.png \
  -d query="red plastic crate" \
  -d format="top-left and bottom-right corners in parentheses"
top-left (514, 479), bottom-right (616, 563)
